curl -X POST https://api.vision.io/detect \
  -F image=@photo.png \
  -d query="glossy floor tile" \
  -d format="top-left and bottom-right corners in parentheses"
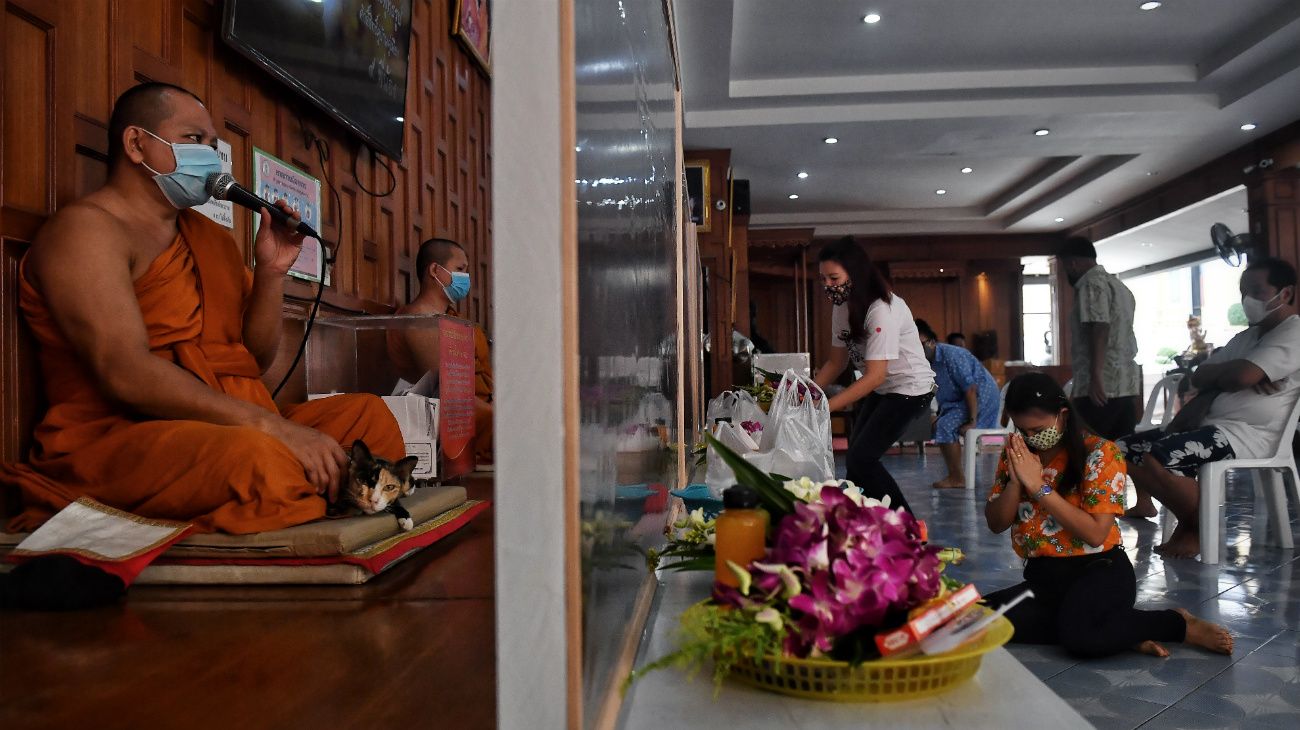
top-left (865, 451), bottom-right (1300, 730)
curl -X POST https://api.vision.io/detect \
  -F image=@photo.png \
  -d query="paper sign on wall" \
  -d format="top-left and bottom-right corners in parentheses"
top-left (194, 139), bottom-right (233, 228)
top-left (251, 147), bottom-right (324, 283)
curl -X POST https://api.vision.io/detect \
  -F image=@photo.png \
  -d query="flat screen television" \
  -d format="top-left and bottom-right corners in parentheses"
top-left (222, 0), bottom-right (414, 161)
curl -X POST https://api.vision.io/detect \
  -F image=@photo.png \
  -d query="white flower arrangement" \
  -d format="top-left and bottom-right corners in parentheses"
top-left (780, 477), bottom-right (893, 510)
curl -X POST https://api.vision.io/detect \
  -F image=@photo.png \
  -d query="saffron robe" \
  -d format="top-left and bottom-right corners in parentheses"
top-left (1, 211), bottom-right (405, 534)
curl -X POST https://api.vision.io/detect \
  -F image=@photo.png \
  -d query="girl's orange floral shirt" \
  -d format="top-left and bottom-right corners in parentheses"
top-left (987, 435), bottom-right (1127, 559)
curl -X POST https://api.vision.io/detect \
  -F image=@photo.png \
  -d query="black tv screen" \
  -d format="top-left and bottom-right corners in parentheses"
top-left (222, 0), bottom-right (413, 160)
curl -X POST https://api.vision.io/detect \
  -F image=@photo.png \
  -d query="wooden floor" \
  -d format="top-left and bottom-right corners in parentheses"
top-left (0, 475), bottom-right (497, 730)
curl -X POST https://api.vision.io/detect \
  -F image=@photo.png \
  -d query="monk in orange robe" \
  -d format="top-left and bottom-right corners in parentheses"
top-left (0, 82), bottom-right (404, 535)
top-left (386, 238), bottom-right (494, 465)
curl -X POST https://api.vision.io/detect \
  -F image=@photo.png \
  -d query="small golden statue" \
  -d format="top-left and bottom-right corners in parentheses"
top-left (1184, 315), bottom-right (1209, 358)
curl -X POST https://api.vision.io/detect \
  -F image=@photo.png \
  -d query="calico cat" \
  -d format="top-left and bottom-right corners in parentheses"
top-left (336, 440), bottom-right (427, 531)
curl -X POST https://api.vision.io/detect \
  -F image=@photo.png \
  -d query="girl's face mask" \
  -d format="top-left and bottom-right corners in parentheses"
top-left (1023, 424), bottom-right (1063, 452)
top-left (824, 281), bottom-right (852, 306)
top-left (1020, 411), bottom-right (1066, 452)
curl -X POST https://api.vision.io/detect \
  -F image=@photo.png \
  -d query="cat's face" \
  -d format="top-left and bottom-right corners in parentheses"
top-left (345, 440), bottom-right (418, 514)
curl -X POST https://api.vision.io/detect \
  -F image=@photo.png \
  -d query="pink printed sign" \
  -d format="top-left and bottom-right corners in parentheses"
top-left (438, 316), bottom-right (477, 479)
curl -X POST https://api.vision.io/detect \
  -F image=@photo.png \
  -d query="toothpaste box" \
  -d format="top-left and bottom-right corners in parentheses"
top-left (874, 583), bottom-right (981, 657)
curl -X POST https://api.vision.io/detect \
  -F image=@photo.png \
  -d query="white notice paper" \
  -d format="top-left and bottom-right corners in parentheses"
top-left (194, 138), bottom-right (234, 228)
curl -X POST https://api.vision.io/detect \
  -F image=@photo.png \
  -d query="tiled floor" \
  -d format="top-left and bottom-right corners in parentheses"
top-left (871, 450), bottom-right (1300, 730)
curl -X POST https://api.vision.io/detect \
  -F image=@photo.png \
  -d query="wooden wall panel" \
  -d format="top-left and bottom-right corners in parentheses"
top-left (0, 0), bottom-right (491, 463)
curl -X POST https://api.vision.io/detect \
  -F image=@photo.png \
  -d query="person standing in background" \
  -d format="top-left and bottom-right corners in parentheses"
top-left (813, 237), bottom-right (935, 515)
top-left (946, 332), bottom-right (968, 350)
top-left (1059, 237), bottom-right (1141, 440)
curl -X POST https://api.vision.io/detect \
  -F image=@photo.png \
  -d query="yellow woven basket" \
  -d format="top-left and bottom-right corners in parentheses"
top-left (729, 610), bottom-right (1014, 702)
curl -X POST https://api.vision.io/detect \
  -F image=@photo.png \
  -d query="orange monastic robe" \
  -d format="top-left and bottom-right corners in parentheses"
top-left (1, 211), bottom-right (404, 534)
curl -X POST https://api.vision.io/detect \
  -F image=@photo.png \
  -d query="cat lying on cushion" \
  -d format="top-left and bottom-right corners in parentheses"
top-left (334, 440), bottom-right (430, 531)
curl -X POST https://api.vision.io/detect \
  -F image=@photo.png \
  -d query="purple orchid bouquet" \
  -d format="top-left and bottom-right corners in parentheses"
top-left (714, 486), bottom-right (943, 661)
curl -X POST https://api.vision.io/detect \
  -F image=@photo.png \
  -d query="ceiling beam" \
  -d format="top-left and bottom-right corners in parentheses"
top-left (730, 66), bottom-right (1196, 99)
top-left (1002, 155), bottom-right (1140, 226)
top-left (685, 93), bottom-right (1218, 128)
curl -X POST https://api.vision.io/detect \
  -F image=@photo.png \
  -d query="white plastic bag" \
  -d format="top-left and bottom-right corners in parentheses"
top-left (754, 369), bottom-right (834, 481)
top-left (732, 390), bottom-right (768, 440)
top-left (705, 391), bottom-right (739, 426)
top-left (705, 421), bottom-right (756, 499)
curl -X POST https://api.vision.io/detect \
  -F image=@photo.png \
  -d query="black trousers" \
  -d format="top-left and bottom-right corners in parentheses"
top-left (845, 391), bottom-right (932, 515)
top-left (1072, 395), bottom-right (1141, 441)
top-left (983, 547), bottom-right (1186, 658)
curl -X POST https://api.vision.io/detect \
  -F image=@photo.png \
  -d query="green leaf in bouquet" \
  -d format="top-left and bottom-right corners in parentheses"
top-left (704, 433), bottom-right (796, 516)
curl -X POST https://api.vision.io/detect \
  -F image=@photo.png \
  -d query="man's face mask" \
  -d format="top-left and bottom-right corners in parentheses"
top-left (1242, 289), bottom-right (1288, 325)
top-left (137, 128), bottom-right (221, 209)
top-left (824, 281), bottom-right (852, 306)
top-left (438, 264), bottom-right (471, 303)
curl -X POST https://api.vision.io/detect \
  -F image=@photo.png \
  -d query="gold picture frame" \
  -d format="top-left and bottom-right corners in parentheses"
top-left (453, 0), bottom-right (491, 75)
top-left (685, 160), bottom-right (711, 233)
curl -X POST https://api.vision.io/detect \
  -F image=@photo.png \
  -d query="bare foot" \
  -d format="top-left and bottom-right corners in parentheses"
top-left (1177, 608), bottom-right (1234, 655)
top-left (931, 477), bottom-right (966, 489)
top-left (1124, 504), bottom-right (1158, 519)
top-left (1155, 526), bottom-right (1200, 559)
top-left (1133, 640), bottom-right (1170, 658)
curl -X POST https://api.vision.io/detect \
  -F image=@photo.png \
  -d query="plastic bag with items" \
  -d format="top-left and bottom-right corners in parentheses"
top-left (731, 390), bottom-right (768, 443)
top-left (747, 369), bottom-right (834, 482)
top-left (705, 420), bottom-right (761, 499)
top-left (705, 391), bottom-right (739, 426)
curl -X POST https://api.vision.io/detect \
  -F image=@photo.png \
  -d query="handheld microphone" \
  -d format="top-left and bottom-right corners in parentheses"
top-left (205, 172), bottom-right (324, 242)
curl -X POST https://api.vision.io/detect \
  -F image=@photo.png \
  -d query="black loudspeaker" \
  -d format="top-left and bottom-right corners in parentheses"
top-left (733, 179), bottom-right (751, 216)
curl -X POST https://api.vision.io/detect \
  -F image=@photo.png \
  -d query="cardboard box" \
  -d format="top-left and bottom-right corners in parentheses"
top-left (874, 583), bottom-right (981, 657)
top-left (381, 395), bottom-right (441, 479)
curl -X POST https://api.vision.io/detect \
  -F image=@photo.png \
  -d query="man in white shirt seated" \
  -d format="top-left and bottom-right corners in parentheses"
top-left (1118, 257), bottom-right (1299, 559)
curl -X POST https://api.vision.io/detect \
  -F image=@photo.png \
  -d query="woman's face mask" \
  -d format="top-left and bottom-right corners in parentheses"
top-left (137, 128), bottom-right (222, 209)
top-left (824, 281), bottom-right (852, 306)
top-left (1020, 413), bottom-right (1065, 452)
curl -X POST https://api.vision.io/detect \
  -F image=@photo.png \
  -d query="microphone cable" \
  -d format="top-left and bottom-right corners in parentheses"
top-left (270, 136), bottom-right (344, 400)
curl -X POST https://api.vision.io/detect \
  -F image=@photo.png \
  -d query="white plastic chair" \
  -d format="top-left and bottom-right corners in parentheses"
top-left (1161, 394), bottom-right (1300, 564)
top-left (962, 383), bottom-right (1012, 489)
top-left (1137, 373), bottom-right (1184, 432)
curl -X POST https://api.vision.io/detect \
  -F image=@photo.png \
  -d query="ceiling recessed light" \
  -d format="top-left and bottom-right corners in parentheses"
top-left (935, 189), bottom-right (947, 195)
top-left (395, 116), bottom-right (404, 122)
top-left (788, 194), bottom-right (800, 200)
top-left (1139, 2), bottom-right (1162, 10)
top-left (1054, 217), bottom-right (1065, 223)
top-left (863, 13), bottom-right (881, 24)
top-left (797, 171), bottom-right (809, 179)
top-left (575, 145), bottom-right (582, 152)
top-left (939, 268), bottom-right (945, 273)
top-left (1034, 128), bottom-right (1051, 136)
top-left (1146, 170), bottom-right (1158, 176)
top-left (960, 167), bottom-right (973, 174)
top-left (1240, 123), bottom-right (1257, 131)
top-left (823, 137), bottom-right (839, 144)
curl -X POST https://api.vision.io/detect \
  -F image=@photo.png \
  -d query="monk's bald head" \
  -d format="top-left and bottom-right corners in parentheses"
top-left (107, 82), bottom-right (206, 168)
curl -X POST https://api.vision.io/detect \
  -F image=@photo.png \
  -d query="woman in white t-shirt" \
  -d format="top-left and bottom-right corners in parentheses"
top-left (813, 237), bottom-right (936, 514)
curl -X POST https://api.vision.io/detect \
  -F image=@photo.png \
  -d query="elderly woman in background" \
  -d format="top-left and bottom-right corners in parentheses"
top-left (916, 319), bottom-right (1002, 489)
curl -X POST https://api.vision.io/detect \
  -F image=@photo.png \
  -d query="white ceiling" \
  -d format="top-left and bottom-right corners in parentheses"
top-left (674, 0), bottom-right (1300, 237)
top-left (1096, 186), bottom-right (1247, 273)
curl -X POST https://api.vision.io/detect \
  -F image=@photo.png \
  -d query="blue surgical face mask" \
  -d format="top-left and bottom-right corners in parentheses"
top-left (438, 264), bottom-right (471, 303)
top-left (138, 128), bottom-right (222, 209)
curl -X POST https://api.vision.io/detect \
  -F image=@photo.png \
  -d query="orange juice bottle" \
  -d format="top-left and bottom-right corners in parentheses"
top-left (714, 485), bottom-right (769, 587)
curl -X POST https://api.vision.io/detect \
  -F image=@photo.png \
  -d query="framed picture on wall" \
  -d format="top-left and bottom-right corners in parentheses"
top-left (453, 0), bottom-right (491, 75)
top-left (685, 160), bottom-right (711, 232)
